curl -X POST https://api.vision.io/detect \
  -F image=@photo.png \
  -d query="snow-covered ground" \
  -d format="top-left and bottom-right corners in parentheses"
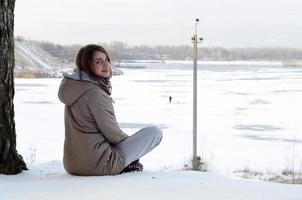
top-left (1, 61), bottom-right (302, 199)
top-left (1, 161), bottom-right (301, 200)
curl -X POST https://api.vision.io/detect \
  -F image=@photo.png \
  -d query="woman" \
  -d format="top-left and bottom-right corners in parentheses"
top-left (58, 44), bottom-right (162, 176)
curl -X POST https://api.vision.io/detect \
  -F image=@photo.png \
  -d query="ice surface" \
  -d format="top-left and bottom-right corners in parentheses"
top-left (14, 61), bottom-right (302, 173)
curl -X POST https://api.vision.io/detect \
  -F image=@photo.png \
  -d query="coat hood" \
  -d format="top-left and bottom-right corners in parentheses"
top-left (58, 69), bottom-right (98, 106)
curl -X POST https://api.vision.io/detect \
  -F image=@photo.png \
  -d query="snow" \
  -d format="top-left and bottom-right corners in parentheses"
top-left (164, 60), bottom-right (283, 66)
top-left (1, 161), bottom-right (302, 200)
top-left (1, 61), bottom-right (302, 199)
top-left (14, 40), bottom-right (63, 74)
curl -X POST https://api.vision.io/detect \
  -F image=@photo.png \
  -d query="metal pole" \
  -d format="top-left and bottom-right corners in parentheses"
top-left (192, 18), bottom-right (202, 170)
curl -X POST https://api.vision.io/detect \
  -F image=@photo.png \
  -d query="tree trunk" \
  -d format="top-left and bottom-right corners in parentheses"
top-left (0, 0), bottom-right (27, 174)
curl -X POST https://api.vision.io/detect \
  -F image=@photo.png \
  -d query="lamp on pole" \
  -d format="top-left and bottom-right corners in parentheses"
top-left (191, 18), bottom-right (203, 170)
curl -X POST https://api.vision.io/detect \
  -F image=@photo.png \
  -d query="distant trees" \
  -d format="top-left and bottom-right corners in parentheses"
top-left (35, 40), bottom-right (82, 63)
top-left (0, 0), bottom-right (27, 174)
top-left (25, 39), bottom-right (302, 62)
top-left (224, 47), bottom-right (302, 61)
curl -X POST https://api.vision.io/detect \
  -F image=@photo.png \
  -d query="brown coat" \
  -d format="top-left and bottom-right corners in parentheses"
top-left (58, 77), bottom-right (128, 176)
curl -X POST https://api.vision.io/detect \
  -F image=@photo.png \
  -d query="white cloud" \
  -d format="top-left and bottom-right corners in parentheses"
top-left (14, 0), bottom-right (302, 47)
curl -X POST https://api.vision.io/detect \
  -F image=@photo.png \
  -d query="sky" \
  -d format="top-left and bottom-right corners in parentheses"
top-left (15, 0), bottom-right (302, 48)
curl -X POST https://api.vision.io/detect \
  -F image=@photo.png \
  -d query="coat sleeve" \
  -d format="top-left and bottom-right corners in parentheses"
top-left (87, 89), bottom-right (128, 144)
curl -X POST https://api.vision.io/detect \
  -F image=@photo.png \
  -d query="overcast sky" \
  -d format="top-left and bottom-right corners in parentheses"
top-left (14, 0), bottom-right (302, 47)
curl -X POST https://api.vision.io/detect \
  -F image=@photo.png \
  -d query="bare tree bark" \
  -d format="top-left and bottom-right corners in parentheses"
top-left (0, 0), bottom-right (27, 174)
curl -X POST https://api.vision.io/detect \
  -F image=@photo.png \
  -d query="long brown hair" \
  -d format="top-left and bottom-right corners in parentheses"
top-left (76, 44), bottom-right (111, 77)
top-left (75, 44), bottom-right (112, 94)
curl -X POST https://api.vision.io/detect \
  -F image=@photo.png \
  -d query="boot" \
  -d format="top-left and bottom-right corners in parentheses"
top-left (120, 160), bottom-right (143, 174)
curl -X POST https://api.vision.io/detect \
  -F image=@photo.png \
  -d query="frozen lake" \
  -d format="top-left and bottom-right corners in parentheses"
top-left (14, 61), bottom-right (302, 174)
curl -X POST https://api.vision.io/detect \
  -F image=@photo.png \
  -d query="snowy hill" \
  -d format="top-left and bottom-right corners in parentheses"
top-left (14, 39), bottom-right (66, 77)
top-left (14, 39), bottom-right (123, 77)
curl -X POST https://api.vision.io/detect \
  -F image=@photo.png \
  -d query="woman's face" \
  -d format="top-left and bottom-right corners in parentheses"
top-left (91, 51), bottom-right (111, 77)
